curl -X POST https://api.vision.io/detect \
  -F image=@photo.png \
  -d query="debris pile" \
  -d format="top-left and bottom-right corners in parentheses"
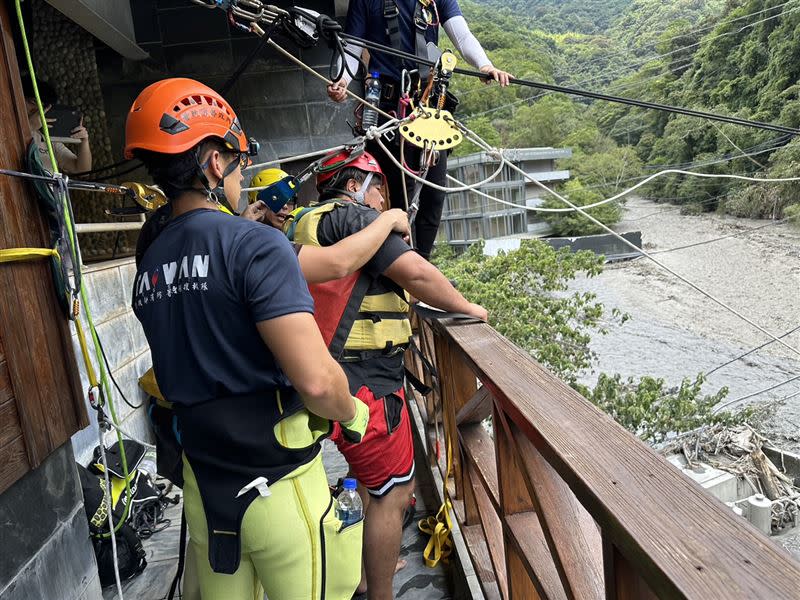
top-left (660, 424), bottom-right (800, 534)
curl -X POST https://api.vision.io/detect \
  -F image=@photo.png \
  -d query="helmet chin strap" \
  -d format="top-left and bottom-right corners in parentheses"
top-left (196, 151), bottom-right (241, 214)
top-left (333, 173), bottom-right (374, 205)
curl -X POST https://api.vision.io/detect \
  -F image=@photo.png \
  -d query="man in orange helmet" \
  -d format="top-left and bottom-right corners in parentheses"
top-left (285, 148), bottom-right (487, 600)
top-left (126, 78), bottom-right (368, 600)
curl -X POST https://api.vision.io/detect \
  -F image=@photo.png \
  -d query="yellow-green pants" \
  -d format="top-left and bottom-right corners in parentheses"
top-left (182, 452), bottom-right (362, 600)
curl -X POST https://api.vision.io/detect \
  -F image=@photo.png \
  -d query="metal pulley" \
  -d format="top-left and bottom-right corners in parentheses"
top-left (400, 52), bottom-right (464, 151)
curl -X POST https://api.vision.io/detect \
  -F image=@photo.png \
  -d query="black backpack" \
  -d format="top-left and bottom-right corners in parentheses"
top-left (77, 446), bottom-right (148, 587)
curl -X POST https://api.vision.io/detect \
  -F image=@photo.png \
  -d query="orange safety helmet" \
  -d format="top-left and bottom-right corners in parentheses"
top-left (316, 149), bottom-right (384, 190)
top-left (124, 78), bottom-right (249, 159)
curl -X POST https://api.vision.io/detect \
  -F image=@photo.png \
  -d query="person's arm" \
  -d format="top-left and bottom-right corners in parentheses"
top-left (383, 251), bottom-right (488, 320)
top-left (328, 0), bottom-right (367, 102)
top-left (298, 208), bottom-right (410, 282)
top-left (256, 313), bottom-right (356, 421)
top-left (442, 16), bottom-right (512, 86)
top-left (57, 119), bottom-right (92, 173)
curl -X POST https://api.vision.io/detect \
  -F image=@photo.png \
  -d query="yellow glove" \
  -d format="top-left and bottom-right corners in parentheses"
top-left (340, 396), bottom-right (369, 444)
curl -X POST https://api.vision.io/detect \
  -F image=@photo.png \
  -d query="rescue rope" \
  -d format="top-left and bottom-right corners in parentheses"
top-left (223, 11), bottom-right (800, 376)
top-left (0, 247), bottom-right (58, 263)
top-left (447, 168), bottom-right (800, 215)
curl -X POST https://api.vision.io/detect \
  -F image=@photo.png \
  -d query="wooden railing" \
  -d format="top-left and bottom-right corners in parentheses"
top-left (404, 314), bottom-right (800, 600)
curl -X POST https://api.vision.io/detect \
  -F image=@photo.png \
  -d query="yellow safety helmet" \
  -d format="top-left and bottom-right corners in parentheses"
top-left (248, 168), bottom-right (296, 204)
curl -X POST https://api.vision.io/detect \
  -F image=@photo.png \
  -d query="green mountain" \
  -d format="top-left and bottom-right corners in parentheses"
top-left (473, 0), bottom-right (633, 35)
top-left (453, 0), bottom-right (800, 220)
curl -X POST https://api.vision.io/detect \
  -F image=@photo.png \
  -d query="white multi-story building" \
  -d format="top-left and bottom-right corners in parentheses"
top-left (438, 147), bottom-right (571, 248)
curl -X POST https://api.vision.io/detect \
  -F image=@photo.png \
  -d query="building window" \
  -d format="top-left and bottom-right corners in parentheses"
top-left (468, 218), bottom-right (482, 241)
top-left (450, 219), bottom-right (465, 241)
top-left (462, 163), bottom-right (483, 185)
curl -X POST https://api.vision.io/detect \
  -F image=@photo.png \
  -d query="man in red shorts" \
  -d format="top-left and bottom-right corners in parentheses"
top-left (284, 149), bottom-right (487, 599)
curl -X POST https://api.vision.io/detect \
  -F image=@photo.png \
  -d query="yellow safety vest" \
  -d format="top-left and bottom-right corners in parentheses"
top-left (285, 202), bottom-right (412, 357)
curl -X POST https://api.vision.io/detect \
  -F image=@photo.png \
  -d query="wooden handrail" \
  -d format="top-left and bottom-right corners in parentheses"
top-left (405, 315), bottom-right (800, 600)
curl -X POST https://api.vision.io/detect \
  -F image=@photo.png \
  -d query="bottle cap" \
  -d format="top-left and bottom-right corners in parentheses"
top-left (370, 71), bottom-right (380, 79)
top-left (343, 478), bottom-right (358, 491)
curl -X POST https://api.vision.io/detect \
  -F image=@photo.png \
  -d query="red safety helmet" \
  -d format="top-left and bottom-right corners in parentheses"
top-left (316, 149), bottom-right (384, 190)
top-left (124, 78), bottom-right (249, 159)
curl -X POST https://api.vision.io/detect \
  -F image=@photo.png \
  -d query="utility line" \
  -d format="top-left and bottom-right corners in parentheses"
top-left (706, 324), bottom-right (800, 377)
top-left (459, 0), bottom-right (797, 104)
top-left (649, 216), bottom-right (794, 255)
top-left (713, 375), bottom-right (800, 413)
top-left (556, 0), bottom-right (798, 81)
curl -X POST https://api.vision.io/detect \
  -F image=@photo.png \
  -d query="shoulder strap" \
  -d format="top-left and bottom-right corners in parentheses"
top-left (284, 205), bottom-right (318, 241)
top-left (383, 0), bottom-right (403, 61)
top-left (328, 271), bottom-right (375, 359)
top-left (383, 0), bottom-right (434, 77)
top-left (413, 0), bottom-right (432, 78)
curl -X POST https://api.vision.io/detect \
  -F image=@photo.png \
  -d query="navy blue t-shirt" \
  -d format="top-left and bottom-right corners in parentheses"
top-left (345, 0), bottom-right (463, 80)
top-left (132, 208), bottom-right (314, 406)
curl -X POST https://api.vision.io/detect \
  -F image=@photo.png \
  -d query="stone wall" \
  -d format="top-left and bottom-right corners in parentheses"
top-left (0, 444), bottom-right (102, 600)
top-left (98, 0), bottom-right (355, 202)
top-left (31, 0), bottom-right (137, 261)
top-left (70, 258), bottom-right (153, 466)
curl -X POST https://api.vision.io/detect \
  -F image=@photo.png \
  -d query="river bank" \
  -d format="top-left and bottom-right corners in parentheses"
top-left (571, 199), bottom-right (800, 451)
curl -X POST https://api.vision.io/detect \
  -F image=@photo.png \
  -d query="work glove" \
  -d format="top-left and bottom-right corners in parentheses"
top-left (340, 396), bottom-right (370, 444)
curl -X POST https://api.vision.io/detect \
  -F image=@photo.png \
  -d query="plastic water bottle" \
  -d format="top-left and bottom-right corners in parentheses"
top-left (362, 72), bottom-right (382, 131)
top-left (336, 478), bottom-right (363, 527)
top-left (139, 448), bottom-right (157, 481)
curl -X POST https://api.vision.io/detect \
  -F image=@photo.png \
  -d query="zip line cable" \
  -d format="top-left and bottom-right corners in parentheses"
top-left (340, 32), bottom-right (800, 136)
top-left (459, 2), bottom-right (800, 120)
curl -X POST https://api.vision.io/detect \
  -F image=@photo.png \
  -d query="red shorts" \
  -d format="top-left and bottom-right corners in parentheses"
top-left (332, 386), bottom-right (415, 497)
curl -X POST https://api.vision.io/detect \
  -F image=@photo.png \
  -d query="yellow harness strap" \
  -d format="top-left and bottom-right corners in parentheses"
top-left (419, 436), bottom-right (454, 567)
top-left (0, 247), bottom-right (58, 263)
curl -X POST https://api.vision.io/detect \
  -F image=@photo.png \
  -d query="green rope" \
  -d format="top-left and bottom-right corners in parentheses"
top-left (13, 0), bottom-right (133, 535)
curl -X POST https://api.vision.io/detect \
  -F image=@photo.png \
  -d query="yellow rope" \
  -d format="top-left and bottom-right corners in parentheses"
top-left (419, 434), bottom-right (454, 568)
top-left (0, 247), bottom-right (100, 390)
top-left (0, 247), bottom-right (58, 263)
top-left (74, 308), bottom-right (99, 390)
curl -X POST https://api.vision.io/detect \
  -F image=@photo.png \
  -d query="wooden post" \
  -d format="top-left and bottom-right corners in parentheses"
top-left (494, 405), bottom-right (541, 600)
top-left (433, 328), bottom-right (477, 500)
top-left (603, 537), bottom-right (659, 600)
